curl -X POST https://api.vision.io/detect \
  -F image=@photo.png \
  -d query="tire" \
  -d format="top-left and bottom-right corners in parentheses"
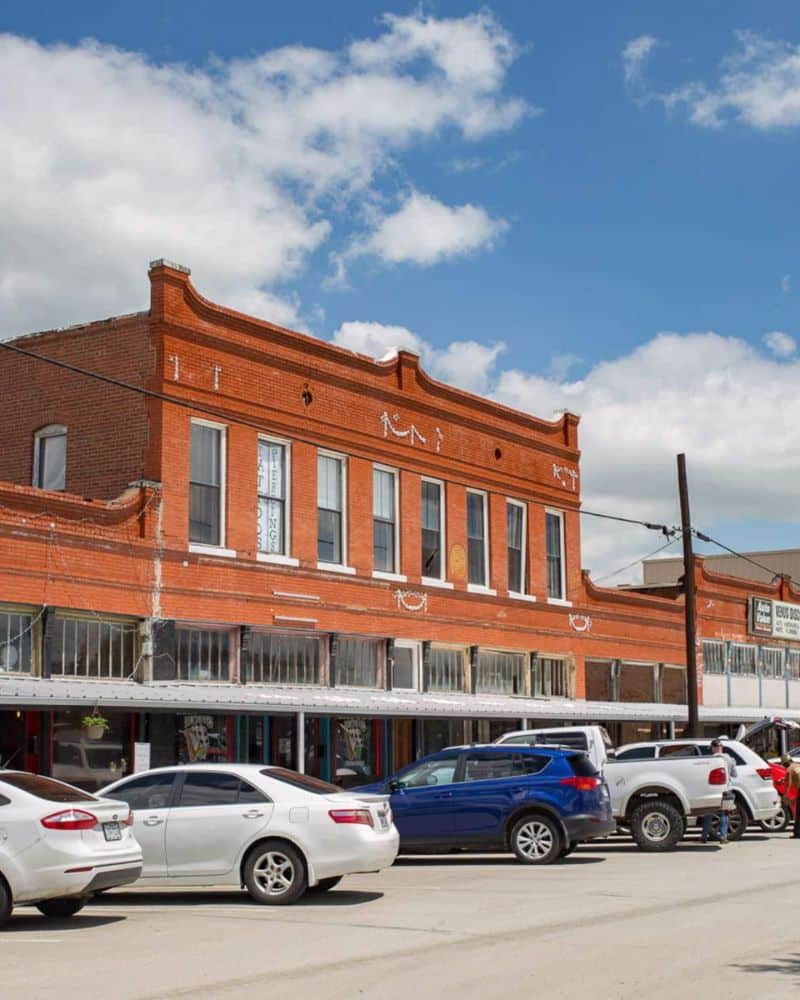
top-left (308, 876), bottom-right (343, 893)
top-left (710, 802), bottom-right (748, 842)
top-left (510, 814), bottom-right (562, 865)
top-left (36, 897), bottom-right (86, 919)
top-left (243, 840), bottom-right (307, 906)
top-left (0, 878), bottom-right (12, 929)
top-left (629, 799), bottom-right (684, 852)
top-left (760, 804), bottom-right (790, 833)
top-left (558, 841), bottom-right (577, 859)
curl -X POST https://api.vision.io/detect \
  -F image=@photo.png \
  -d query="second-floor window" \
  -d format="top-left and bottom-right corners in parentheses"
top-left (545, 510), bottom-right (565, 600)
top-left (507, 500), bottom-right (526, 594)
top-left (467, 490), bottom-right (488, 586)
top-left (421, 479), bottom-right (444, 579)
top-left (48, 615), bottom-right (137, 680)
top-left (373, 466), bottom-right (397, 573)
top-left (0, 606), bottom-right (35, 674)
top-left (176, 626), bottom-right (232, 682)
top-left (318, 453), bottom-right (344, 564)
top-left (190, 421), bottom-right (224, 547)
top-left (33, 425), bottom-right (67, 491)
top-left (257, 440), bottom-right (287, 556)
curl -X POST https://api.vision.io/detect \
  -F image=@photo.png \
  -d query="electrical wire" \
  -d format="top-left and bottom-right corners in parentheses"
top-left (591, 533), bottom-right (683, 585)
top-left (692, 529), bottom-right (789, 582)
top-left (0, 338), bottom-right (675, 533)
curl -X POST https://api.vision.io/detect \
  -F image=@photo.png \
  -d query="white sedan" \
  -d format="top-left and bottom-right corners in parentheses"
top-left (0, 771), bottom-right (142, 927)
top-left (101, 763), bottom-right (398, 904)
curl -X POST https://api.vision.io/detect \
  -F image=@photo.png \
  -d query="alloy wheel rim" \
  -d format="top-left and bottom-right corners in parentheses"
top-left (516, 820), bottom-right (554, 859)
top-left (762, 809), bottom-right (786, 831)
top-left (252, 851), bottom-right (295, 896)
top-left (642, 811), bottom-right (671, 842)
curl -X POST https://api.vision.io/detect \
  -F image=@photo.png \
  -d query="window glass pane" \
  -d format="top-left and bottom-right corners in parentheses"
top-left (317, 456), bottom-right (342, 511)
top-left (257, 442), bottom-right (286, 555)
top-left (661, 666), bottom-right (687, 704)
top-left (190, 483), bottom-right (220, 546)
top-left (762, 648), bottom-right (784, 679)
top-left (373, 520), bottom-right (394, 572)
top-left (50, 616), bottom-right (134, 680)
top-left (702, 641), bottom-right (726, 675)
top-left (257, 442), bottom-right (285, 499)
top-left (392, 647), bottom-right (416, 689)
top-left (190, 424), bottom-right (221, 486)
top-left (317, 509), bottom-right (342, 563)
top-left (425, 646), bottom-right (466, 692)
top-left (620, 662), bottom-right (653, 702)
top-left (248, 632), bottom-right (323, 685)
top-left (238, 779), bottom-right (270, 804)
top-left (177, 629), bottom-right (231, 682)
top-left (110, 773), bottom-right (175, 810)
top-left (463, 752), bottom-right (515, 781)
top-left (258, 497), bottom-right (284, 554)
top-left (467, 498), bottom-right (486, 584)
top-left (336, 638), bottom-right (381, 688)
top-left (40, 433), bottom-right (66, 490)
top-left (730, 644), bottom-right (757, 676)
top-left (177, 771), bottom-right (241, 807)
top-left (0, 772), bottom-right (97, 802)
top-left (533, 656), bottom-right (572, 697)
top-left (373, 469), bottom-right (394, 520)
top-left (545, 513), bottom-right (563, 599)
top-left (507, 503), bottom-right (524, 592)
top-left (399, 757), bottom-right (458, 788)
top-left (421, 481), bottom-right (442, 578)
top-left (0, 610), bottom-right (33, 673)
top-left (476, 650), bottom-right (526, 695)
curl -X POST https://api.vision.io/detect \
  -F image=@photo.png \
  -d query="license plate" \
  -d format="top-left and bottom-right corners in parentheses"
top-left (378, 813), bottom-right (389, 830)
top-left (103, 822), bottom-right (122, 842)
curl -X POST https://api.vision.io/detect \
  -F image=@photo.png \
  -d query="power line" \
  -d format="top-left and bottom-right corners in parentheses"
top-left (591, 533), bottom-right (683, 585)
top-left (693, 529), bottom-right (789, 582)
top-left (0, 338), bottom-right (674, 533)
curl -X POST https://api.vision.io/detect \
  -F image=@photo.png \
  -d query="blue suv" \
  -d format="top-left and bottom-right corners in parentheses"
top-left (357, 745), bottom-right (615, 864)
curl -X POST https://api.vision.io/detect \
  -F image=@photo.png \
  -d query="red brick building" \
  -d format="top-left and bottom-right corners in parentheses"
top-left (1, 261), bottom-right (794, 788)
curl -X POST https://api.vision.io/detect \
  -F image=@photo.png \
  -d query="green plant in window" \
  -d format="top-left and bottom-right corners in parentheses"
top-left (82, 713), bottom-right (110, 739)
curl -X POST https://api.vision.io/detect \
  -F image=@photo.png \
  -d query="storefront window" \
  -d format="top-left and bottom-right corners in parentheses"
top-left (247, 632), bottom-right (324, 685)
top-left (177, 714), bottom-right (231, 763)
top-left (51, 708), bottom-right (131, 792)
top-left (419, 718), bottom-right (467, 755)
top-left (475, 650), bottom-right (526, 695)
top-left (49, 616), bottom-right (137, 679)
top-left (335, 718), bottom-right (375, 786)
top-left (425, 646), bottom-right (466, 692)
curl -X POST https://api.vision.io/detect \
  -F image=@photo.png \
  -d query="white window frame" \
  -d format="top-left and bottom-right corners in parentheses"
top-left (372, 463), bottom-right (405, 581)
top-left (466, 489), bottom-right (492, 593)
top-left (317, 450), bottom-right (354, 573)
top-left (32, 424), bottom-right (67, 491)
top-left (189, 418), bottom-right (234, 557)
top-left (256, 435), bottom-right (298, 567)
top-left (544, 508), bottom-right (570, 605)
top-left (506, 498), bottom-right (528, 597)
top-left (421, 476), bottom-right (451, 587)
top-left (392, 639), bottom-right (421, 691)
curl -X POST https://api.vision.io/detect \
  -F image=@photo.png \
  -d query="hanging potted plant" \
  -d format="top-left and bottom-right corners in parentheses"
top-left (82, 712), bottom-right (110, 740)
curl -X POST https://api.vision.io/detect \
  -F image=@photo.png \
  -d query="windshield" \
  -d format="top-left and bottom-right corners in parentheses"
top-left (0, 772), bottom-right (98, 802)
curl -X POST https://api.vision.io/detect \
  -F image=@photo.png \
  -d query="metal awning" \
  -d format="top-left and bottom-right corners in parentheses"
top-left (1, 676), bottom-right (797, 724)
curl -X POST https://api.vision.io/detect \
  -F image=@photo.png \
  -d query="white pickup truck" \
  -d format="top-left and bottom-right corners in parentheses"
top-left (496, 725), bottom-right (729, 850)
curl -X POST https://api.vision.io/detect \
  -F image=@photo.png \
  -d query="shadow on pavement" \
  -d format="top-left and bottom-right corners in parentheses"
top-left (732, 954), bottom-right (800, 982)
top-left (91, 889), bottom-right (383, 908)
top-left (394, 855), bottom-right (603, 866)
top-left (7, 913), bottom-right (125, 932)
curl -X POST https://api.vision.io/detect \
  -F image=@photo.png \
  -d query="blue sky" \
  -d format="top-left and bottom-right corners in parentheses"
top-left (2, 2), bottom-right (800, 578)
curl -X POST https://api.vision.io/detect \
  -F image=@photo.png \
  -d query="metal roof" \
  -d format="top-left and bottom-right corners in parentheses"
top-left (1, 676), bottom-right (796, 724)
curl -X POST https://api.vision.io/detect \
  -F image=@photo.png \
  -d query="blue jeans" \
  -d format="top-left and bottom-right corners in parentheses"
top-left (702, 812), bottom-right (728, 840)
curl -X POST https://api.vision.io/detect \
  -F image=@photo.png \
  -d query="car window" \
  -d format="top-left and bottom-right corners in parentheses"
top-left (698, 746), bottom-right (746, 766)
top-left (107, 772), bottom-right (176, 810)
top-left (499, 735), bottom-right (538, 746)
top-left (567, 753), bottom-right (599, 777)
top-left (238, 779), bottom-right (271, 804)
top-left (0, 794), bottom-right (10, 806)
top-left (615, 747), bottom-right (656, 761)
top-left (262, 768), bottom-right (343, 795)
top-left (177, 771), bottom-right (242, 807)
top-left (532, 732), bottom-right (589, 751)
top-left (463, 752), bottom-right (516, 781)
top-left (0, 772), bottom-right (96, 802)
top-left (399, 758), bottom-right (458, 788)
top-left (658, 744), bottom-right (700, 758)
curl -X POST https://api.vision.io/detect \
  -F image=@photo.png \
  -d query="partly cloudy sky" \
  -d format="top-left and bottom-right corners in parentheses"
top-left (2, 2), bottom-right (800, 581)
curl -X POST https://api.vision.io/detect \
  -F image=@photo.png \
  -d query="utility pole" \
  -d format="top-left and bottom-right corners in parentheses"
top-left (677, 453), bottom-right (699, 737)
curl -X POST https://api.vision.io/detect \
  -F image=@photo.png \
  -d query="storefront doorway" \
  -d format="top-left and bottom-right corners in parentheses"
top-left (0, 710), bottom-right (25, 769)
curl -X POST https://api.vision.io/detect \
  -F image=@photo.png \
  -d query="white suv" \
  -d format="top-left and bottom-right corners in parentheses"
top-left (613, 739), bottom-right (780, 839)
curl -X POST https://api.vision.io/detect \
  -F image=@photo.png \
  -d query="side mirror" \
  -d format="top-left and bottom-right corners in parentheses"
top-left (389, 779), bottom-right (405, 792)
top-left (606, 749), bottom-right (616, 760)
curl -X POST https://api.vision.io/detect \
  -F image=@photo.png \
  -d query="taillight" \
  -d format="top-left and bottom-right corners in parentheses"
top-left (560, 776), bottom-right (600, 791)
top-left (329, 809), bottom-right (374, 827)
top-left (708, 767), bottom-right (727, 785)
top-left (122, 811), bottom-right (134, 827)
top-left (757, 768), bottom-right (774, 781)
top-left (41, 809), bottom-right (97, 831)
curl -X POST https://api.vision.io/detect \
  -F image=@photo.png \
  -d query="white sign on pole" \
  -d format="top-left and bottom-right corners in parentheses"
top-left (133, 742), bottom-right (151, 773)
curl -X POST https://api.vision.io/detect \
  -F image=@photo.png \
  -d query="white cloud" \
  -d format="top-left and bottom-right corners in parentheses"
top-left (649, 31), bottom-right (800, 129)
top-left (337, 320), bottom-right (800, 580)
top-left (764, 330), bottom-right (797, 358)
top-left (622, 35), bottom-right (658, 86)
top-left (332, 320), bottom-right (504, 395)
top-left (0, 13), bottom-right (527, 337)
top-left (355, 190), bottom-right (508, 268)
top-left (782, 274), bottom-right (792, 293)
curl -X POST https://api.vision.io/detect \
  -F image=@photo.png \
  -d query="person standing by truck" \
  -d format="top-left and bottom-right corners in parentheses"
top-left (781, 754), bottom-right (800, 838)
top-left (701, 739), bottom-right (736, 845)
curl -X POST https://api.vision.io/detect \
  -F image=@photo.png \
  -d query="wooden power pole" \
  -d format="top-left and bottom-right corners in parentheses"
top-left (677, 453), bottom-right (700, 737)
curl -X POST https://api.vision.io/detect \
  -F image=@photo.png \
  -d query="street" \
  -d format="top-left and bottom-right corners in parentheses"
top-left (3, 832), bottom-right (798, 999)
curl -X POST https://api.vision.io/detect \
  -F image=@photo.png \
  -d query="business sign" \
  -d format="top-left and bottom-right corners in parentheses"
top-left (749, 596), bottom-right (800, 640)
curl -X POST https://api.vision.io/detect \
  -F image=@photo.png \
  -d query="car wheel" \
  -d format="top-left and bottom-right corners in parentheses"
top-left (558, 841), bottom-right (577, 859)
top-left (760, 805), bottom-right (790, 833)
top-left (308, 876), bottom-right (343, 893)
top-left (0, 878), bottom-right (12, 929)
top-left (36, 897), bottom-right (87, 919)
top-left (629, 799), bottom-right (684, 852)
top-left (243, 841), bottom-right (307, 906)
top-left (710, 802), bottom-right (748, 842)
top-left (510, 815), bottom-right (562, 865)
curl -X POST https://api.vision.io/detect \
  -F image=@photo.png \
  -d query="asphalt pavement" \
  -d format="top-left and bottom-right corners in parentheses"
top-left (3, 831), bottom-right (798, 999)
